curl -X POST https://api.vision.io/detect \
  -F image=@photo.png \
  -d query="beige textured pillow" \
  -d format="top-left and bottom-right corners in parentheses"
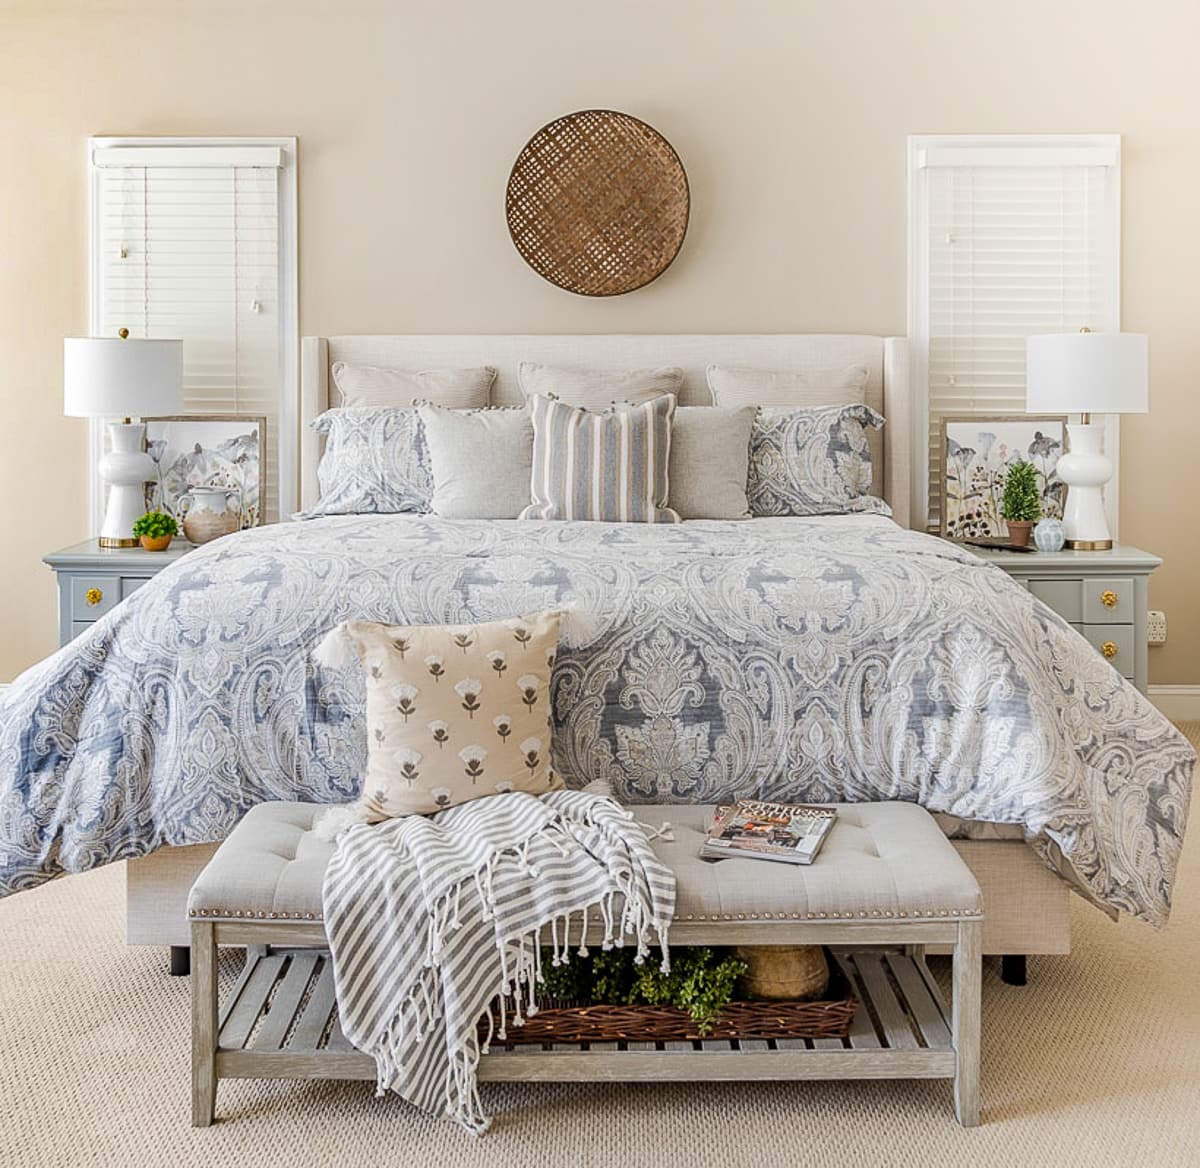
top-left (331, 362), bottom-right (496, 409)
top-left (669, 406), bottom-right (756, 520)
top-left (706, 364), bottom-right (869, 409)
top-left (418, 404), bottom-right (534, 519)
top-left (518, 362), bottom-right (684, 409)
top-left (339, 612), bottom-right (562, 818)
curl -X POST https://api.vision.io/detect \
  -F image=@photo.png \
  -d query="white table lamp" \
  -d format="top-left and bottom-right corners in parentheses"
top-left (1025, 331), bottom-right (1148, 550)
top-left (64, 332), bottom-right (183, 547)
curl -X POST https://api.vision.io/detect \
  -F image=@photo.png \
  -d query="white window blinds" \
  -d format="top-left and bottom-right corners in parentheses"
top-left (910, 137), bottom-right (1120, 530)
top-left (90, 141), bottom-right (295, 522)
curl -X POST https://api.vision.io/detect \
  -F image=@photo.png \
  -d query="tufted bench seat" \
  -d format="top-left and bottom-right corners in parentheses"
top-left (190, 801), bottom-right (983, 1127)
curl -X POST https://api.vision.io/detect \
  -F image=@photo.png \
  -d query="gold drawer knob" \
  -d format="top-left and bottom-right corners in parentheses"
top-left (84, 587), bottom-right (103, 607)
top-left (1101, 640), bottom-right (1119, 659)
top-left (1100, 590), bottom-right (1119, 608)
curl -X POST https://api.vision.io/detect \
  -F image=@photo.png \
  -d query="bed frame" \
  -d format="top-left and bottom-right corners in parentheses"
top-left (125, 334), bottom-right (1070, 976)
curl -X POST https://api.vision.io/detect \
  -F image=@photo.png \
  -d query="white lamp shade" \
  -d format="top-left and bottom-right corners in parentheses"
top-left (1025, 332), bottom-right (1148, 414)
top-left (63, 337), bottom-right (183, 418)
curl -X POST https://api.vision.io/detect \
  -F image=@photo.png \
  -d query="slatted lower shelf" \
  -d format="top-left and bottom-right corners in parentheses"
top-left (214, 948), bottom-right (956, 1083)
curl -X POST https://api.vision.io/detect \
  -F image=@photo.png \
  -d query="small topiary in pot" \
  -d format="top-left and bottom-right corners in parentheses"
top-left (132, 509), bottom-right (179, 552)
top-left (1001, 460), bottom-right (1041, 547)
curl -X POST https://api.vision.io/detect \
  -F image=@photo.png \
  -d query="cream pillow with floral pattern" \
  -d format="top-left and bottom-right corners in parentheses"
top-left (333, 611), bottom-right (562, 818)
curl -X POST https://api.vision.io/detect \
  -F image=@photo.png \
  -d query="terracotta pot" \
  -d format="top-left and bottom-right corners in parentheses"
top-left (733, 945), bottom-right (830, 1001)
top-left (138, 534), bottom-right (173, 552)
top-left (1005, 520), bottom-right (1035, 548)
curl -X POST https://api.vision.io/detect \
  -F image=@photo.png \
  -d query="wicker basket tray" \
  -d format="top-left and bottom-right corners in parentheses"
top-left (486, 967), bottom-right (857, 1045)
top-left (506, 108), bottom-right (689, 297)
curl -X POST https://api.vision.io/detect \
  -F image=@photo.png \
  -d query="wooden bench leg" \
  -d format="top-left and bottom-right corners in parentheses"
top-left (952, 919), bottom-right (982, 1127)
top-left (191, 921), bottom-right (217, 1127)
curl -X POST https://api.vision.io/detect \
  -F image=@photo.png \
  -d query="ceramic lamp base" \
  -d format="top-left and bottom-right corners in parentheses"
top-left (1058, 421), bottom-right (1113, 551)
top-left (98, 422), bottom-right (155, 548)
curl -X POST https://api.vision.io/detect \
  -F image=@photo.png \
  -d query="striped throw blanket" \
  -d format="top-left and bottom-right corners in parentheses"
top-left (321, 789), bottom-right (675, 1134)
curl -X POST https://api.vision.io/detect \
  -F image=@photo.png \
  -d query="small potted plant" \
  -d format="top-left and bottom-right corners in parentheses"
top-left (1001, 460), bottom-right (1040, 548)
top-left (132, 510), bottom-right (179, 552)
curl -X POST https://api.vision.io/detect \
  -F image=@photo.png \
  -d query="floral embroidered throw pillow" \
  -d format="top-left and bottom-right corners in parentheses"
top-left (332, 611), bottom-right (562, 818)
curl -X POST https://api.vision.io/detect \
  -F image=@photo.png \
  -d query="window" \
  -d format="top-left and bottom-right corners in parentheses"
top-left (88, 137), bottom-right (298, 522)
top-left (908, 135), bottom-right (1120, 531)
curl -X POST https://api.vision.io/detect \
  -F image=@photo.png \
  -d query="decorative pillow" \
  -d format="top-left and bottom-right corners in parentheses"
top-left (326, 611), bottom-right (562, 819)
top-left (520, 394), bottom-right (680, 524)
top-left (706, 363), bottom-right (869, 408)
top-left (298, 407), bottom-right (431, 518)
top-left (748, 403), bottom-right (892, 518)
top-left (518, 362), bottom-right (684, 410)
top-left (418, 403), bottom-right (534, 519)
top-left (331, 362), bottom-right (495, 409)
top-left (668, 406), bottom-right (755, 520)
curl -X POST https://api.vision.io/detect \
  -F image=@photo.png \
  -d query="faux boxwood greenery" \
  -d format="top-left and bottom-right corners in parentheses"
top-left (132, 510), bottom-right (179, 539)
top-left (539, 946), bottom-right (747, 1036)
top-left (1001, 461), bottom-right (1041, 523)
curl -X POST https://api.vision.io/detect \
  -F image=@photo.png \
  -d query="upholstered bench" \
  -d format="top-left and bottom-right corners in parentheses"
top-left (190, 801), bottom-right (983, 1128)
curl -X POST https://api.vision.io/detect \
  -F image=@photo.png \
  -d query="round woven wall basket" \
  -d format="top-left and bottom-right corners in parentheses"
top-left (506, 109), bottom-right (690, 297)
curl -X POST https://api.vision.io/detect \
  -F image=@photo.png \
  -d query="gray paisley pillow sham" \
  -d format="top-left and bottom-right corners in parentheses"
top-left (748, 403), bottom-right (891, 518)
top-left (299, 407), bottom-right (432, 518)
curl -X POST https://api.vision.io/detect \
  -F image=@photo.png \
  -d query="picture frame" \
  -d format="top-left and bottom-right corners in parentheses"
top-left (938, 415), bottom-right (1067, 541)
top-left (142, 415), bottom-right (267, 528)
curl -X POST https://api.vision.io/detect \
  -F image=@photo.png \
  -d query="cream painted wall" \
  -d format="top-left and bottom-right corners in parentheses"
top-left (1, 0), bottom-right (1197, 683)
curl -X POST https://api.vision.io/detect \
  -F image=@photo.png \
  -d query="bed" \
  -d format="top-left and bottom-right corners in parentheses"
top-left (0, 334), bottom-right (1192, 969)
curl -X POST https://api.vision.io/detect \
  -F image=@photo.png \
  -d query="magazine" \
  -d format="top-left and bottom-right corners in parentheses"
top-left (700, 800), bottom-right (837, 866)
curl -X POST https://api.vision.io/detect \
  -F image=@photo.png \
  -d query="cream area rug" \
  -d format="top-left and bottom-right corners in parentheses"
top-left (2, 728), bottom-right (1198, 1168)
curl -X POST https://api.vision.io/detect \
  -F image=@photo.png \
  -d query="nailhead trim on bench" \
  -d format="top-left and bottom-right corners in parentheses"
top-left (188, 906), bottom-right (983, 922)
top-left (188, 908), bottom-right (322, 920)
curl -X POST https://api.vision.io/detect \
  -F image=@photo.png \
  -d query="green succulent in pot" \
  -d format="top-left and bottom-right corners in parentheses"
top-left (132, 510), bottom-right (179, 551)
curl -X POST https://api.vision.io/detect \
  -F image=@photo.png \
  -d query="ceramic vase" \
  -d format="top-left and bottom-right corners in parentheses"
top-left (1033, 518), bottom-right (1066, 553)
top-left (179, 487), bottom-right (241, 545)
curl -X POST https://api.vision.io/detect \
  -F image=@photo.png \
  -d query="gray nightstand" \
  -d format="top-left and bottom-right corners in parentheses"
top-left (43, 538), bottom-right (195, 647)
top-left (966, 542), bottom-right (1160, 694)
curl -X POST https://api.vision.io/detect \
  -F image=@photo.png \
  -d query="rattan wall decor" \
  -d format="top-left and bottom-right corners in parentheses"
top-left (505, 109), bottom-right (690, 297)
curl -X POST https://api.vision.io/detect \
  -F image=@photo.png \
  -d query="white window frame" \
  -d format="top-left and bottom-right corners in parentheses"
top-left (907, 133), bottom-right (1122, 533)
top-left (87, 135), bottom-right (299, 525)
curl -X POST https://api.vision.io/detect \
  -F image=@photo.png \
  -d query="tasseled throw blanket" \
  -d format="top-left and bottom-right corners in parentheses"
top-left (321, 789), bottom-right (676, 1134)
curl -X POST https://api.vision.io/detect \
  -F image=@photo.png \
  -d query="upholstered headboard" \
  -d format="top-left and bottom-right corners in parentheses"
top-left (299, 334), bottom-right (911, 527)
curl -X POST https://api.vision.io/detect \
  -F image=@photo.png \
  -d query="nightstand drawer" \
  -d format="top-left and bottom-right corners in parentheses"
top-left (121, 576), bottom-right (152, 600)
top-left (1028, 579), bottom-right (1082, 623)
top-left (1079, 624), bottom-right (1135, 673)
top-left (1082, 577), bottom-right (1134, 624)
top-left (68, 576), bottom-right (120, 620)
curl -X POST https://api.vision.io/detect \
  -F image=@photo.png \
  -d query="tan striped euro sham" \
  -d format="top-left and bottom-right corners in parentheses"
top-left (520, 394), bottom-right (681, 523)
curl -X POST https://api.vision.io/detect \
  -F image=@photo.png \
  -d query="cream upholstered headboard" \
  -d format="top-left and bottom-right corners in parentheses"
top-left (299, 334), bottom-right (911, 527)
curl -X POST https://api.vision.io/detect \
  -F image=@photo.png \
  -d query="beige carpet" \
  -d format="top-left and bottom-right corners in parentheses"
top-left (2, 732), bottom-right (1199, 1168)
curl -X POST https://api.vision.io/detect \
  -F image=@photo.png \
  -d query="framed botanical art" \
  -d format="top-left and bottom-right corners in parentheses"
top-left (938, 415), bottom-right (1067, 540)
top-left (142, 415), bottom-right (267, 528)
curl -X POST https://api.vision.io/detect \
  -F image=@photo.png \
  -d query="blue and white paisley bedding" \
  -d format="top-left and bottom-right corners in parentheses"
top-left (0, 514), bottom-right (1192, 924)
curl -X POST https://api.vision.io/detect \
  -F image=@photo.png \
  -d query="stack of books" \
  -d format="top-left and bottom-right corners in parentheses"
top-left (700, 799), bottom-right (837, 866)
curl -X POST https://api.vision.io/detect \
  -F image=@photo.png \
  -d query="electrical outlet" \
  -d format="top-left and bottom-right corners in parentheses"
top-left (1148, 610), bottom-right (1167, 646)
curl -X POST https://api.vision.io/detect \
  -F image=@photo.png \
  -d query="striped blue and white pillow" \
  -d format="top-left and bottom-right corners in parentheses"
top-left (520, 394), bottom-right (681, 523)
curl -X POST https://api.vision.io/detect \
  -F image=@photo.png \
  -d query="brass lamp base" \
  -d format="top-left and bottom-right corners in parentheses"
top-left (1065, 539), bottom-right (1113, 551)
top-left (98, 536), bottom-right (138, 549)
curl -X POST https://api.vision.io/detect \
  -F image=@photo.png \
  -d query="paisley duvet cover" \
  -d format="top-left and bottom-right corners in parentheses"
top-left (0, 514), bottom-right (1192, 924)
